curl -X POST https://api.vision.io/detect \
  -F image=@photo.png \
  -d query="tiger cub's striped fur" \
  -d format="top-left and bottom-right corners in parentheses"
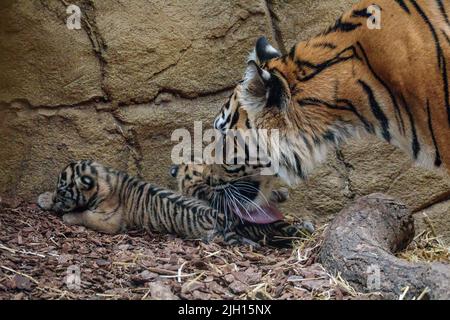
top-left (170, 163), bottom-right (314, 248)
top-left (37, 160), bottom-right (308, 247)
top-left (213, 0), bottom-right (450, 186)
top-left (37, 160), bottom-right (255, 245)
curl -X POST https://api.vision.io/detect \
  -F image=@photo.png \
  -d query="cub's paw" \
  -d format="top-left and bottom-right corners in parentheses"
top-left (62, 213), bottom-right (83, 226)
top-left (37, 192), bottom-right (54, 211)
top-left (270, 187), bottom-right (290, 204)
top-left (199, 230), bottom-right (218, 244)
top-left (223, 231), bottom-right (261, 248)
top-left (296, 220), bottom-right (315, 235)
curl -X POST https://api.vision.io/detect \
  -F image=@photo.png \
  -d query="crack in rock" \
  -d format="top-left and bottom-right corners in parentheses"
top-left (335, 150), bottom-right (356, 200)
top-left (262, 0), bottom-right (287, 54)
top-left (146, 44), bottom-right (193, 81)
top-left (111, 110), bottom-right (144, 178)
top-left (60, 0), bottom-right (110, 101)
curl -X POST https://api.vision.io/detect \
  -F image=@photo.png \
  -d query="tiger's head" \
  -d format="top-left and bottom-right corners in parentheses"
top-left (37, 160), bottom-right (103, 213)
top-left (214, 36), bottom-right (330, 188)
top-left (169, 89), bottom-right (288, 224)
top-left (167, 38), bottom-right (298, 224)
top-left (211, 37), bottom-right (296, 181)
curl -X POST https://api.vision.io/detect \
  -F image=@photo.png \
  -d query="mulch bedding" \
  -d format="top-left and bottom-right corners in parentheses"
top-left (0, 200), bottom-right (378, 300)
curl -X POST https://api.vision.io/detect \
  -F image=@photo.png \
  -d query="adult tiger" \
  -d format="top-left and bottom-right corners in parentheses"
top-left (37, 160), bottom-right (308, 247)
top-left (212, 0), bottom-right (450, 187)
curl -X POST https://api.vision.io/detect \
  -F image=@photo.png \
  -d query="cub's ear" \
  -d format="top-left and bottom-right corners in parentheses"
top-left (78, 175), bottom-right (95, 190)
top-left (255, 37), bottom-right (281, 63)
top-left (240, 60), bottom-right (290, 112)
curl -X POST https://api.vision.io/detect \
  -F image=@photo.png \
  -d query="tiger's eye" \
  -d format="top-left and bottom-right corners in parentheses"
top-left (169, 165), bottom-right (179, 178)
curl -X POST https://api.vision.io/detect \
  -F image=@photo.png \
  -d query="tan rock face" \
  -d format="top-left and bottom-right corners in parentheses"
top-left (0, 93), bottom-right (227, 200)
top-left (94, 0), bottom-right (271, 103)
top-left (416, 200), bottom-right (450, 242)
top-left (0, 0), bottom-right (103, 106)
top-left (1, 0), bottom-right (449, 242)
top-left (268, 0), bottom-right (360, 52)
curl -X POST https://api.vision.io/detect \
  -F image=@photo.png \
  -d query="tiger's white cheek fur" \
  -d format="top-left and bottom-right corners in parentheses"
top-left (270, 125), bottom-right (364, 186)
top-left (37, 192), bottom-right (55, 211)
top-left (411, 143), bottom-right (440, 171)
top-left (240, 67), bottom-right (269, 113)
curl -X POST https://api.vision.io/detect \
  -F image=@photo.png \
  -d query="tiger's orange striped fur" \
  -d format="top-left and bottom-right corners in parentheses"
top-left (214, 0), bottom-right (450, 186)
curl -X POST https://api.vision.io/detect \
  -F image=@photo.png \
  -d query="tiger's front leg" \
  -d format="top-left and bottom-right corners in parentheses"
top-left (62, 212), bottom-right (85, 226)
top-left (223, 231), bottom-right (261, 248)
top-left (62, 209), bottom-right (123, 235)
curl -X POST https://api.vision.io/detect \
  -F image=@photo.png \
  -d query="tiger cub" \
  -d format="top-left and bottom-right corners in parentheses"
top-left (169, 163), bottom-right (314, 247)
top-left (37, 160), bottom-right (307, 247)
top-left (37, 160), bottom-right (253, 245)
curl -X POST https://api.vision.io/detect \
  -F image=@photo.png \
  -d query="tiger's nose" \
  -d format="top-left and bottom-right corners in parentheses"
top-left (169, 165), bottom-right (179, 178)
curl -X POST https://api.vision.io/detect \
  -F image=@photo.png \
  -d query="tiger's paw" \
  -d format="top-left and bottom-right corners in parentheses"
top-left (270, 187), bottom-right (290, 203)
top-left (200, 230), bottom-right (218, 244)
top-left (37, 192), bottom-right (54, 211)
top-left (296, 220), bottom-right (315, 235)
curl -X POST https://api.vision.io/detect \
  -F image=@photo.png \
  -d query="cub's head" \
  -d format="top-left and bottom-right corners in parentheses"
top-left (169, 162), bottom-right (284, 225)
top-left (37, 160), bottom-right (103, 213)
top-left (170, 164), bottom-right (283, 224)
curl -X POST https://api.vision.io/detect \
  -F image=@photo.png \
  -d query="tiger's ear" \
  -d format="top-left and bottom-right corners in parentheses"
top-left (255, 37), bottom-right (281, 63)
top-left (240, 60), bottom-right (290, 112)
top-left (241, 37), bottom-right (288, 112)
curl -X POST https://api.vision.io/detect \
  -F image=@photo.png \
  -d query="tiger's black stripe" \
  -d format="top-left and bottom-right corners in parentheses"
top-left (296, 46), bottom-right (359, 82)
top-left (356, 42), bottom-right (406, 135)
top-left (358, 80), bottom-right (391, 142)
top-left (298, 97), bottom-right (375, 134)
top-left (399, 95), bottom-right (421, 159)
top-left (394, 0), bottom-right (411, 14)
top-left (312, 42), bottom-right (337, 50)
top-left (436, 0), bottom-right (450, 27)
top-left (293, 152), bottom-right (305, 180)
top-left (409, 0), bottom-right (450, 126)
top-left (324, 17), bottom-right (362, 35)
top-left (426, 100), bottom-right (442, 167)
top-left (444, 31), bottom-right (450, 45)
top-left (352, 8), bottom-right (372, 18)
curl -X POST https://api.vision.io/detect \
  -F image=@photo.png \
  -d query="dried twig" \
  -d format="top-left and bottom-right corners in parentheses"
top-left (1, 265), bottom-right (39, 284)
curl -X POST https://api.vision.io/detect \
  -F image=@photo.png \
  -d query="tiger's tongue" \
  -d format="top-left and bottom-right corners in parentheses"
top-left (232, 204), bottom-right (284, 224)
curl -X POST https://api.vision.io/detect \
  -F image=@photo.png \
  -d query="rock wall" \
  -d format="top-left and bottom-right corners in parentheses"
top-left (1, 0), bottom-right (449, 241)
